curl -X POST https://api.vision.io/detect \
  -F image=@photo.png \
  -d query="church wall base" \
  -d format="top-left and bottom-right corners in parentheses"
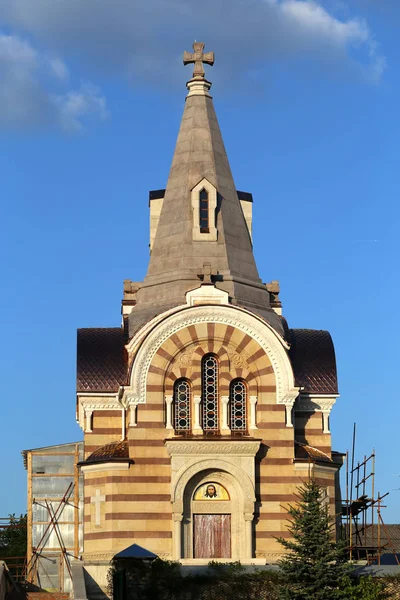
top-left (82, 564), bottom-right (111, 600)
top-left (180, 558), bottom-right (267, 566)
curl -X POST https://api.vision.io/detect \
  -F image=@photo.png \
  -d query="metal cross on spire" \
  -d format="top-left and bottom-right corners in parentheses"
top-left (183, 42), bottom-right (214, 79)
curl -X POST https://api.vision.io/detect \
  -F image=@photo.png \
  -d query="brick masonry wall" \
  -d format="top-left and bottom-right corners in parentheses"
top-left (82, 321), bottom-right (335, 562)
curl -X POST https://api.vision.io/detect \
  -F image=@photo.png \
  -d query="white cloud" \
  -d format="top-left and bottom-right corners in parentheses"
top-left (275, 0), bottom-right (385, 82)
top-left (0, 0), bottom-right (385, 129)
top-left (49, 56), bottom-right (69, 80)
top-left (0, 0), bottom-right (384, 85)
top-left (0, 32), bottom-right (108, 131)
top-left (279, 0), bottom-right (368, 43)
top-left (54, 83), bottom-right (109, 132)
top-left (0, 33), bottom-right (37, 64)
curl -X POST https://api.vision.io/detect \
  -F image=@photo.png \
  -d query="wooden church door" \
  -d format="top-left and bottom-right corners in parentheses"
top-left (193, 514), bottom-right (231, 558)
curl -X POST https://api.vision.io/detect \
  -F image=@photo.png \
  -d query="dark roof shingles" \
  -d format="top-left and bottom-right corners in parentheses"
top-left (77, 328), bottom-right (128, 392)
top-left (77, 326), bottom-right (337, 395)
top-left (83, 440), bottom-right (129, 465)
top-left (289, 329), bottom-right (338, 395)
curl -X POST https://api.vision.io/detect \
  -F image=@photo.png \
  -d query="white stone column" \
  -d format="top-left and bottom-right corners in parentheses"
top-left (85, 409), bottom-right (93, 433)
top-left (129, 404), bottom-right (138, 427)
top-left (244, 513), bottom-right (253, 559)
top-left (165, 395), bottom-right (174, 431)
top-left (322, 411), bottom-right (330, 434)
top-left (249, 396), bottom-right (258, 430)
top-left (173, 513), bottom-right (183, 560)
top-left (285, 405), bottom-right (294, 428)
top-left (193, 395), bottom-right (203, 435)
top-left (221, 396), bottom-right (230, 435)
top-left (121, 408), bottom-right (126, 440)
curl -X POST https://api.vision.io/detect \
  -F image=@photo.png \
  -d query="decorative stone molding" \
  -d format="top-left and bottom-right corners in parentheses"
top-left (124, 393), bottom-right (144, 407)
top-left (167, 446), bottom-right (260, 507)
top-left (191, 178), bottom-right (218, 241)
top-left (186, 284), bottom-right (229, 306)
top-left (82, 552), bottom-right (115, 563)
top-left (295, 394), bottom-right (338, 434)
top-left (77, 397), bottom-right (122, 431)
top-left (229, 351), bottom-right (247, 369)
top-left (80, 462), bottom-right (130, 473)
top-left (174, 459), bottom-right (255, 505)
top-left (278, 390), bottom-right (300, 427)
top-left (125, 304), bottom-right (295, 407)
top-left (169, 453), bottom-right (259, 560)
top-left (165, 440), bottom-right (261, 457)
top-left (174, 350), bottom-right (194, 367)
top-left (295, 395), bottom-right (337, 413)
top-left (186, 76), bottom-right (213, 99)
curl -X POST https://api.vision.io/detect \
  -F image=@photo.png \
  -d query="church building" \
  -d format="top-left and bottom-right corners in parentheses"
top-left (25, 43), bottom-right (343, 593)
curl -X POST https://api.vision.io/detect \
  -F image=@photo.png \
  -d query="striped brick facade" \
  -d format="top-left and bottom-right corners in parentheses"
top-left (75, 54), bottom-right (341, 590)
top-left (80, 317), bottom-right (338, 563)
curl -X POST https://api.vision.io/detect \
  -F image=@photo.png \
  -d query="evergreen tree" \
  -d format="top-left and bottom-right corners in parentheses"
top-left (277, 479), bottom-right (348, 600)
top-left (0, 514), bottom-right (27, 581)
top-left (0, 514), bottom-right (27, 558)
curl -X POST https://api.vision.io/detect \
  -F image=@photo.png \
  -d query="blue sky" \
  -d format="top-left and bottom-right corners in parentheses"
top-left (1, 0), bottom-right (399, 523)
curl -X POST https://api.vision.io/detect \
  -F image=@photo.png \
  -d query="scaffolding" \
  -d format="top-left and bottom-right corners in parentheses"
top-left (0, 516), bottom-right (27, 583)
top-left (342, 424), bottom-right (399, 565)
top-left (22, 441), bottom-right (84, 592)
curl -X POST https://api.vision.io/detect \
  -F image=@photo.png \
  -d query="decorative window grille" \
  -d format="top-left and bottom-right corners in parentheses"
top-left (174, 379), bottom-right (191, 432)
top-left (230, 379), bottom-right (247, 432)
top-left (199, 189), bottom-right (209, 232)
top-left (202, 354), bottom-right (219, 432)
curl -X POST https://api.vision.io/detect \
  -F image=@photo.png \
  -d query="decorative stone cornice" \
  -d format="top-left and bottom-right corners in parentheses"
top-left (124, 304), bottom-right (295, 407)
top-left (82, 552), bottom-right (114, 563)
top-left (277, 389), bottom-right (300, 428)
top-left (172, 457), bottom-right (257, 504)
top-left (295, 394), bottom-right (337, 413)
top-left (166, 440), bottom-right (260, 457)
top-left (295, 394), bottom-right (337, 433)
top-left (80, 462), bottom-right (130, 473)
top-left (77, 397), bottom-right (122, 431)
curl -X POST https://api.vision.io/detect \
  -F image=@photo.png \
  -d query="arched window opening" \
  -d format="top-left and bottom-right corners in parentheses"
top-left (199, 189), bottom-right (209, 233)
top-left (230, 379), bottom-right (247, 433)
top-left (202, 354), bottom-right (218, 432)
top-left (174, 379), bottom-right (191, 432)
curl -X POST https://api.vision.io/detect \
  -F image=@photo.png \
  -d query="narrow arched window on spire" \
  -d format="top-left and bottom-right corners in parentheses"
top-left (174, 379), bottom-right (191, 432)
top-left (202, 354), bottom-right (218, 432)
top-left (199, 188), bottom-right (209, 233)
top-left (230, 379), bottom-right (247, 433)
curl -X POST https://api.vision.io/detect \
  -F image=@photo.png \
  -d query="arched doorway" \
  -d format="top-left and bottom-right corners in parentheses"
top-left (167, 443), bottom-right (259, 562)
top-left (181, 469), bottom-right (248, 560)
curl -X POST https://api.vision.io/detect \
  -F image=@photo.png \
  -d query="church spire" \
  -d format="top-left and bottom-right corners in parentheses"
top-left (129, 43), bottom-right (283, 337)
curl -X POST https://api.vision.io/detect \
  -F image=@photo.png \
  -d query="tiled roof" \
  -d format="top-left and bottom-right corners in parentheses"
top-left (354, 525), bottom-right (400, 554)
top-left (76, 326), bottom-right (338, 395)
top-left (289, 329), bottom-right (338, 395)
top-left (295, 441), bottom-right (332, 463)
top-left (82, 440), bottom-right (130, 465)
top-left (77, 328), bottom-right (128, 393)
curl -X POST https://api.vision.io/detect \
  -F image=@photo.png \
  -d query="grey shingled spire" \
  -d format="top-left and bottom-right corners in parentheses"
top-left (129, 43), bottom-right (283, 337)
